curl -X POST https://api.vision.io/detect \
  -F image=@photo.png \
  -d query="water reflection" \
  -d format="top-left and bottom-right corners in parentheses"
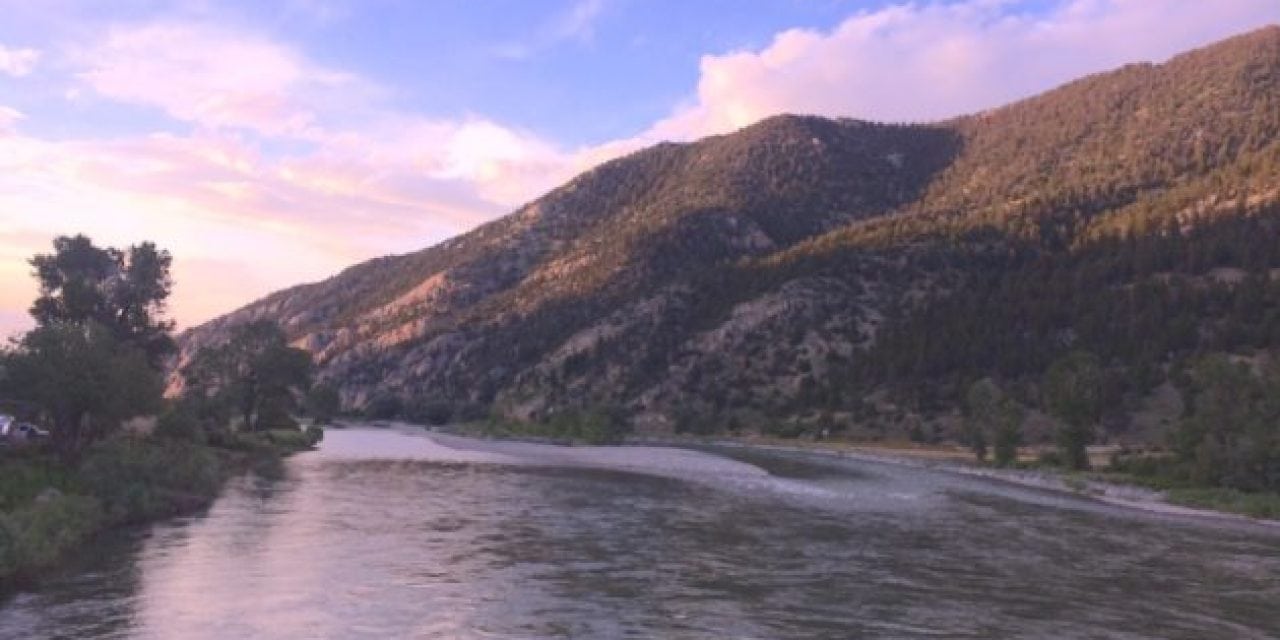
top-left (2, 427), bottom-right (1278, 639)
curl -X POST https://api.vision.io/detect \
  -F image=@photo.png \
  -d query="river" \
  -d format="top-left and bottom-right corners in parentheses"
top-left (2, 426), bottom-right (1278, 639)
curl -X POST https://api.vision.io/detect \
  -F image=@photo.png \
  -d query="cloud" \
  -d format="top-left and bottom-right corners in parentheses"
top-left (642, 0), bottom-right (1280, 139)
top-left (0, 21), bottom-right (588, 329)
top-left (0, 44), bottom-right (39, 77)
top-left (2, 1), bottom-right (1277, 332)
top-left (555, 0), bottom-right (606, 42)
top-left (492, 0), bottom-right (608, 59)
top-left (76, 22), bottom-right (365, 138)
top-left (0, 106), bottom-right (23, 133)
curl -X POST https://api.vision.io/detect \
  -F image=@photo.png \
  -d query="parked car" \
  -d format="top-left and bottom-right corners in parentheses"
top-left (0, 415), bottom-right (49, 444)
top-left (13, 422), bottom-right (49, 440)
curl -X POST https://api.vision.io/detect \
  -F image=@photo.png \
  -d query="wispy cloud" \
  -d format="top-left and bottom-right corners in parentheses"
top-left (0, 105), bottom-right (23, 132)
top-left (555, 0), bottom-right (605, 42)
top-left (492, 0), bottom-right (608, 60)
top-left (0, 19), bottom-right (596, 330)
top-left (0, 43), bottom-right (39, 77)
top-left (76, 23), bottom-right (363, 138)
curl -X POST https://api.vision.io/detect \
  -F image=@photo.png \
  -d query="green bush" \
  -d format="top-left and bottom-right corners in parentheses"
top-left (0, 456), bottom-right (75, 512)
top-left (406, 396), bottom-right (453, 425)
top-left (264, 428), bottom-right (317, 451)
top-left (365, 394), bottom-right (403, 420)
top-left (76, 439), bottom-right (221, 524)
top-left (0, 493), bottom-right (104, 576)
top-left (1167, 487), bottom-right (1280, 520)
top-left (155, 404), bottom-right (207, 443)
top-left (257, 401), bottom-right (300, 430)
top-left (482, 406), bottom-right (630, 445)
top-left (305, 425), bottom-right (324, 446)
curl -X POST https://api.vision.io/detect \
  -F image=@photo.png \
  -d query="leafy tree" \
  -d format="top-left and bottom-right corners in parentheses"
top-left (305, 384), bottom-right (342, 425)
top-left (1044, 351), bottom-right (1104, 470)
top-left (181, 321), bottom-right (312, 431)
top-left (29, 235), bottom-right (175, 367)
top-left (1174, 354), bottom-right (1280, 491)
top-left (406, 395), bottom-right (452, 426)
top-left (2, 322), bottom-right (162, 460)
top-left (964, 378), bottom-right (1025, 466)
top-left (364, 393), bottom-right (402, 420)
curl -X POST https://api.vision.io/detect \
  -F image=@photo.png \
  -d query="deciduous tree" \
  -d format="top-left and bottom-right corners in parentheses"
top-left (29, 235), bottom-right (175, 367)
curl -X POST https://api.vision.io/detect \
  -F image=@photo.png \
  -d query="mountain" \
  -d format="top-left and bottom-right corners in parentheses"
top-left (179, 26), bottom-right (1280, 440)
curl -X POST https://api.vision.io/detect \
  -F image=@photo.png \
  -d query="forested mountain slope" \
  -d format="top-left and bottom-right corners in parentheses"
top-left (180, 26), bottom-right (1280, 442)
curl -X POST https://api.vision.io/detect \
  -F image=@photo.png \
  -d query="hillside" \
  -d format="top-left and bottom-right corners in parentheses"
top-left (180, 26), bottom-right (1280, 442)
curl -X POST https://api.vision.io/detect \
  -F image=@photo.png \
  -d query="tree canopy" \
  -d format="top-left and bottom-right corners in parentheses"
top-left (29, 234), bottom-right (176, 367)
top-left (181, 320), bottom-right (312, 431)
top-left (3, 322), bottom-right (162, 459)
top-left (1044, 351), bottom-right (1104, 470)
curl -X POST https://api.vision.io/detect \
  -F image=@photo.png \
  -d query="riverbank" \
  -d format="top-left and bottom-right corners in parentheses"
top-left (624, 434), bottom-right (1280, 527)
top-left (0, 429), bottom-right (323, 594)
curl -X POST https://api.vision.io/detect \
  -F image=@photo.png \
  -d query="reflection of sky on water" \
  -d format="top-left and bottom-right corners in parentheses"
top-left (4, 426), bottom-right (1280, 639)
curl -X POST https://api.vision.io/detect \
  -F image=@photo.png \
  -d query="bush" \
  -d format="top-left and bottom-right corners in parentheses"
top-left (256, 401), bottom-right (300, 430)
top-left (545, 406), bottom-right (630, 444)
top-left (155, 404), bottom-right (206, 443)
top-left (1037, 449), bottom-right (1064, 467)
top-left (76, 439), bottom-right (221, 524)
top-left (0, 493), bottom-right (104, 577)
top-left (264, 428), bottom-right (320, 451)
top-left (406, 396), bottom-right (453, 426)
top-left (365, 394), bottom-right (403, 420)
top-left (0, 456), bottom-right (75, 512)
top-left (305, 385), bottom-right (341, 424)
top-left (484, 406), bottom-right (631, 445)
top-left (1167, 487), bottom-right (1280, 520)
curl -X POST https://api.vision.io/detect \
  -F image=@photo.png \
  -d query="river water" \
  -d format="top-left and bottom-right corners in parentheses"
top-left (2, 426), bottom-right (1278, 639)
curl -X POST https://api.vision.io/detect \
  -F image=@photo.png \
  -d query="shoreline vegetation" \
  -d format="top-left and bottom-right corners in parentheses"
top-left (1, 235), bottom-right (328, 595)
top-left (684, 436), bottom-right (1280, 526)
top-left (437, 419), bottom-right (1280, 525)
top-left (0, 427), bottom-right (323, 594)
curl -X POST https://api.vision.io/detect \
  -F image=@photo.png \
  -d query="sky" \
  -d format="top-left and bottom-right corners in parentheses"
top-left (0, 0), bottom-right (1276, 338)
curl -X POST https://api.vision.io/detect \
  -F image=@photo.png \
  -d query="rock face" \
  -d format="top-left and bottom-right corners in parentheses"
top-left (177, 115), bottom-right (958, 411)
top-left (178, 27), bottom-right (1280, 432)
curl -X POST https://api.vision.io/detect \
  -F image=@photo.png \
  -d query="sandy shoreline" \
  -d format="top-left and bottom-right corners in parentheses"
top-left (628, 435), bottom-right (1280, 528)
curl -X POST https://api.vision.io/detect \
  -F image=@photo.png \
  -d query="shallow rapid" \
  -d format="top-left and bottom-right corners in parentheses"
top-left (3, 426), bottom-right (1278, 639)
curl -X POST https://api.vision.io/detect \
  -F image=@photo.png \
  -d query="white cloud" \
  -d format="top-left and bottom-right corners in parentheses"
top-left (492, 0), bottom-right (609, 59)
top-left (556, 0), bottom-right (606, 42)
top-left (77, 22), bottom-right (363, 138)
top-left (0, 44), bottom-right (39, 77)
top-left (0, 21), bottom-right (586, 328)
top-left (642, 0), bottom-right (1280, 139)
top-left (0, 105), bottom-right (23, 133)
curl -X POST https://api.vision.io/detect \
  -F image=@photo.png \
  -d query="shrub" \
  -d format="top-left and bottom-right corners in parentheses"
top-left (264, 428), bottom-right (318, 451)
top-left (155, 404), bottom-right (206, 443)
top-left (365, 394), bottom-right (403, 420)
top-left (0, 457), bottom-right (75, 512)
top-left (406, 396), bottom-right (453, 425)
top-left (76, 439), bottom-right (221, 524)
top-left (0, 494), bottom-right (104, 574)
top-left (1167, 487), bottom-right (1280, 520)
top-left (305, 425), bottom-right (324, 446)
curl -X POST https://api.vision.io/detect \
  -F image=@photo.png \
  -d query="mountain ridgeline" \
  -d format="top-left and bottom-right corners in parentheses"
top-left (180, 27), bottom-right (1280, 442)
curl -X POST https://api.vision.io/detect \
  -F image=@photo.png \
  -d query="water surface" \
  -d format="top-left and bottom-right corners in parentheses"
top-left (2, 427), bottom-right (1278, 639)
